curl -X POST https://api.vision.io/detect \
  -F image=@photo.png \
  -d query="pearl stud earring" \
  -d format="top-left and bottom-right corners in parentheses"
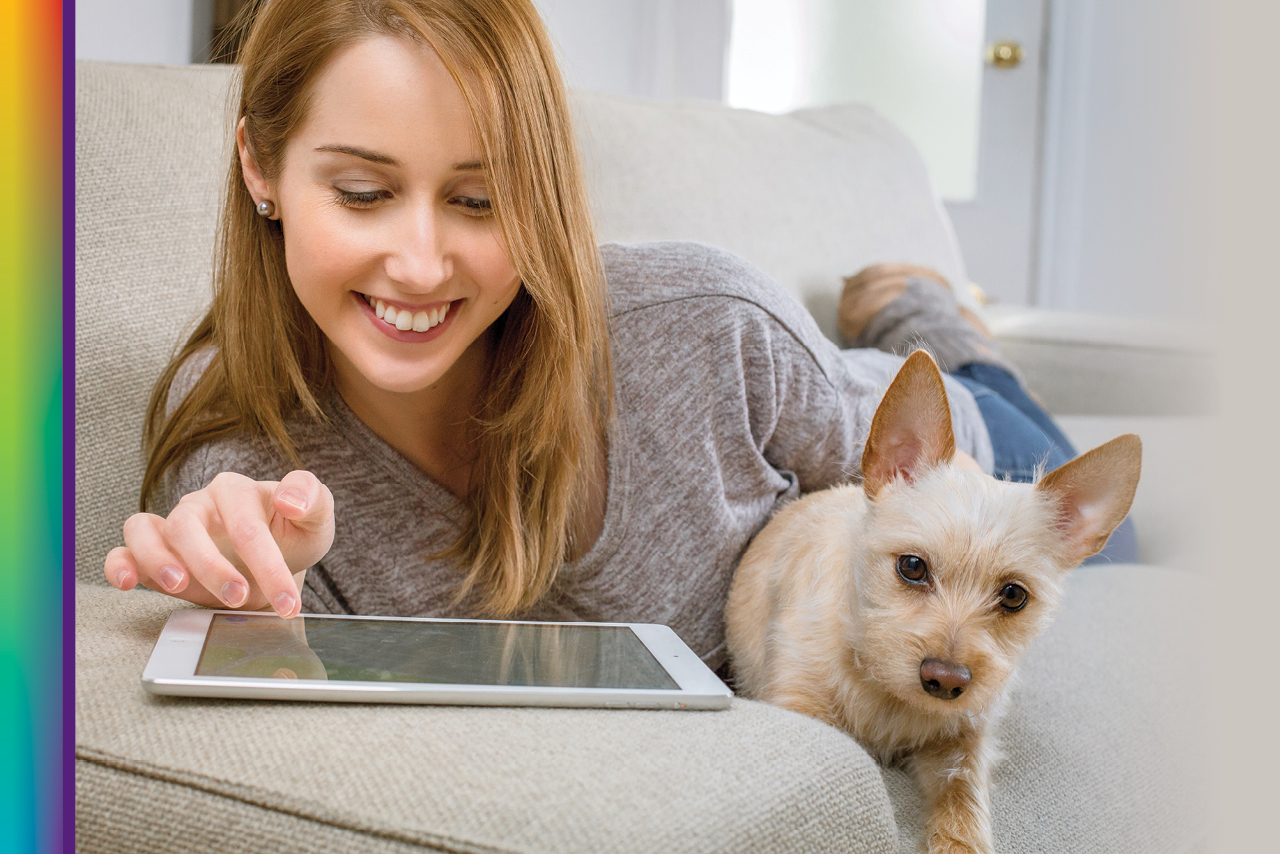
top-left (256, 200), bottom-right (275, 217)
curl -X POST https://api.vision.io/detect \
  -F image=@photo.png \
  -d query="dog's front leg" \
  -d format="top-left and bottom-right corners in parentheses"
top-left (906, 728), bottom-right (996, 854)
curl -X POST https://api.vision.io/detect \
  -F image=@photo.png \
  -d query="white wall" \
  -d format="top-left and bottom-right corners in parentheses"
top-left (1036, 0), bottom-right (1209, 321)
top-left (76, 0), bottom-right (200, 66)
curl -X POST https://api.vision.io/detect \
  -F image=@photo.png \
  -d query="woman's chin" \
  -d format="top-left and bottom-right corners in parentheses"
top-left (364, 369), bottom-right (449, 396)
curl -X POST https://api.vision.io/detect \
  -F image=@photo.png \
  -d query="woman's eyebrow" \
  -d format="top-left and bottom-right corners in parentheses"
top-left (314, 144), bottom-right (397, 165)
top-left (313, 145), bottom-right (486, 173)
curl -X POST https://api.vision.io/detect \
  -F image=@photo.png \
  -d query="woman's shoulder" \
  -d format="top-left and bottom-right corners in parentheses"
top-left (601, 241), bottom-right (799, 319)
top-left (600, 240), bottom-right (832, 361)
top-left (166, 346), bottom-right (218, 415)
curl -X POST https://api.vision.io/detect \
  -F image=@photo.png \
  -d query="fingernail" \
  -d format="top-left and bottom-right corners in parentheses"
top-left (274, 591), bottom-right (297, 617)
top-left (221, 581), bottom-right (248, 607)
top-left (114, 568), bottom-right (132, 589)
top-left (278, 489), bottom-right (308, 512)
top-left (159, 566), bottom-right (184, 592)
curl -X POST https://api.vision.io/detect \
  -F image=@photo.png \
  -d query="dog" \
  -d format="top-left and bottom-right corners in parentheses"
top-left (724, 350), bottom-right (1141, 854)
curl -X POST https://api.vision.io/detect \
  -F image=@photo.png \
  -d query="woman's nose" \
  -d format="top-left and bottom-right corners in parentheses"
top-left (383, 204), bottom-right (451, 292)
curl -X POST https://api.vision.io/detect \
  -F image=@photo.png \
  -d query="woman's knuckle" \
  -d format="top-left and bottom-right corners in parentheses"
top-left (228, 517), bottom-right (266, 547)
top-left (167, 502), bottom-right (197, 528)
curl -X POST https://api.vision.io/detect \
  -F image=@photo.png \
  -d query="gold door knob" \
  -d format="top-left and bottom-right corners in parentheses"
top-left (986, 41), bottom-right (1023, 69)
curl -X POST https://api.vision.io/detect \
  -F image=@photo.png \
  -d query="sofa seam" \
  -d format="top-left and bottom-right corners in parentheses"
top-left (76, 746), bottom-right (526, 854)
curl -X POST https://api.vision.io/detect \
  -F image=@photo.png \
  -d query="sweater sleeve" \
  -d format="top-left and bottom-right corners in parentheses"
top-left (699, 251), bottom-right (994, 491)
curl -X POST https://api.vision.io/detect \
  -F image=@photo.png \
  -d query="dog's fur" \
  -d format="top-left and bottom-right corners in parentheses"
top-left (724, 351), bottom-right (1141, 854)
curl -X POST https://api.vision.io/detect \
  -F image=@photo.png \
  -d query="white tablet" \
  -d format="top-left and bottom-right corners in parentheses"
top-left (142, 609), bottom-right (733, 710)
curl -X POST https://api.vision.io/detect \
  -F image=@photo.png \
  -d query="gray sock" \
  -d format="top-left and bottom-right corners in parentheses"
top-left (852, 277), bottom-right (1021, 377)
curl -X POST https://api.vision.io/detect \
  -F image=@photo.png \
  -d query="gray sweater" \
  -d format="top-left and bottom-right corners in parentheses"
top-left (163, 242), bottom-right (992, 667)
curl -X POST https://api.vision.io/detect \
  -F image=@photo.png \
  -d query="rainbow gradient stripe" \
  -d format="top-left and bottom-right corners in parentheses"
top-left (0, 0), bottom-right (66, 852)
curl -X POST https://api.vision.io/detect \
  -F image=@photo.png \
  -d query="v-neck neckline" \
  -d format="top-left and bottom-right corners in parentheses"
top-left (322, 384), bottom-right (630, 581)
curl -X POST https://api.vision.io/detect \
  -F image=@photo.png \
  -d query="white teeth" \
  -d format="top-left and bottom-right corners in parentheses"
top-left (371, 299), bottom-right (453, 332)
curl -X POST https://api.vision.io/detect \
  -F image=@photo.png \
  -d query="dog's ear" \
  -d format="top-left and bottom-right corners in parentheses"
top-left (1035, 434), bottom-right (1142, 566)
top-left (861, 350), bottom-right (956, 500)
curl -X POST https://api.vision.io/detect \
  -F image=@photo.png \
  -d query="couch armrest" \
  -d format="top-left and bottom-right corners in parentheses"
top-left (983, 307), bottom-right (1216, 417)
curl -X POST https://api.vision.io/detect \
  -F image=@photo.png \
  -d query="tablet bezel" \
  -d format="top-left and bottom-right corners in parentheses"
top-left (142, 609), bottom-right (732, 710)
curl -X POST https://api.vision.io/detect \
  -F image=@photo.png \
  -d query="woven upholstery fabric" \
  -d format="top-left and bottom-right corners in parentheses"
top-left (75, 567), bottom-right (1212, 854)
top-left (75, 582), bottom-right (899, 854)
top-left (74, 61), bottom-right (236, 583)
top-left (886, 565), bottom-right (1213, 853)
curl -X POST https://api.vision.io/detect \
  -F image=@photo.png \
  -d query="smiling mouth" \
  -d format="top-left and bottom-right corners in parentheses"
top-left (361, 293), bottom-right (453, 333)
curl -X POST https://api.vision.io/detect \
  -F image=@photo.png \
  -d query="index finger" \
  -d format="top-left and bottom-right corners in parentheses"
top-left (207, 473), bottom-right (301, 618)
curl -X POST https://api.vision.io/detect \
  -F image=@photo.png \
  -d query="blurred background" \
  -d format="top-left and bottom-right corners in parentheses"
top-left (76, 0), bottom-right (1205, 321)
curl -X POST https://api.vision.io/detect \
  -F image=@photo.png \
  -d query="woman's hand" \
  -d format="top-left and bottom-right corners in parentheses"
top-left (103, 471), bottom-right (335, 618)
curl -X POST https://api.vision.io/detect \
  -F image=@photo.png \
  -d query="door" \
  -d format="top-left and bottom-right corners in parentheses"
top-left (944, 0), bottom-right (1048, 306)
top-left (725, 0), bottom-right (1049, 307)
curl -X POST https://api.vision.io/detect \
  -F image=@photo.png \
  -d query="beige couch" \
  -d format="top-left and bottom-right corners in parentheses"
top-left (75, 61), bottom-right (1214, 853)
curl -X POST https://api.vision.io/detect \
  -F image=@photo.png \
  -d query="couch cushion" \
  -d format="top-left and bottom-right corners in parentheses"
top-left (77, 563), bottom-right (1211, 854)
top-left (74, 582), bottom-right (899, 854)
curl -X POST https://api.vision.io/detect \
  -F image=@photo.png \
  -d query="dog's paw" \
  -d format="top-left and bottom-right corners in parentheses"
top-left (925, 821), bottom-right (995, 854)
top-left (925, 834), bottom-right (994, 854)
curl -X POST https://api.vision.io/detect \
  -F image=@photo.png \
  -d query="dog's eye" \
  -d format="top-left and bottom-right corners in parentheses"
top-left (999, 584), bottom-right (1029, 612)
top-left (896, 555), bottom-right (929, 585)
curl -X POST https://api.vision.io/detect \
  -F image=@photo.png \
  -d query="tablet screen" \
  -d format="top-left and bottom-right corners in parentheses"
top-left (194, 614), bottom-right (680, 690)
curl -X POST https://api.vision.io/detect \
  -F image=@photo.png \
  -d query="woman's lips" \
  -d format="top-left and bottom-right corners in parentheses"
top-left (355, 292), bottom-right (458, 343)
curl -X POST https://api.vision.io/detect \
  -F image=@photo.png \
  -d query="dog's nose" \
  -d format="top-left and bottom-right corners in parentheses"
top-left (920, 659), bottom-right (971, 700)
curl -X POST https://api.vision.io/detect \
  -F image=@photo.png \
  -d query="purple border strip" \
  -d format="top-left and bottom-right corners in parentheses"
top-left (63, 0), bottom-right (75, 851)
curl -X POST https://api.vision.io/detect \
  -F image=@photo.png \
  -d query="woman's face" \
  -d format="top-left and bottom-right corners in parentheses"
top-left (244, 35), bottom-right (521, 398)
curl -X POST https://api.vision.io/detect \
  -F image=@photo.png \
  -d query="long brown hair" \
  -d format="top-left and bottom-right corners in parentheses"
top-left (142, 0), bottom-right (613, 617)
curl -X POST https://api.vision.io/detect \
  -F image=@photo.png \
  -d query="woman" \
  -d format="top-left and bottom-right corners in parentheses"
top-left (103, 0), bottom-right (1120, 670)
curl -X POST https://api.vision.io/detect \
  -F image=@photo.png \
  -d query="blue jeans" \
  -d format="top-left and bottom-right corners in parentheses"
top-left (950, 363), bottom-right (1138, 565)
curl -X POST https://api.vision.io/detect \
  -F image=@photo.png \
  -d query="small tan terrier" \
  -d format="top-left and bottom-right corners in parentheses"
top-left (725, 351), bottom-right (1141, 854)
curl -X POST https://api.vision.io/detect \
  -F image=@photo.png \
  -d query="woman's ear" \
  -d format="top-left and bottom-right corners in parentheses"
top-left (237, 117), bottom-right (277, 218)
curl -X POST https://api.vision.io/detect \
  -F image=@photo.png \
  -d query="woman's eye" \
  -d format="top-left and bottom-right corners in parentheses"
top-left (896, 554), bottom-right (929, 585)
top-left (334, 188), bottom-right (390, 209)
top-left (998, 583), bottom-right (1029, 612)
top-left (452, 195), bottom-right (493, 215)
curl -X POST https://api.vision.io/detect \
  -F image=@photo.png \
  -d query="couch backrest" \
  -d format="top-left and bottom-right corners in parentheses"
top-left (573, 92), bottom-right (970, 340)
top-left (74, 60), bottom-right (966, 581)
top-left (75, 62), bottom-right (236, 582)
